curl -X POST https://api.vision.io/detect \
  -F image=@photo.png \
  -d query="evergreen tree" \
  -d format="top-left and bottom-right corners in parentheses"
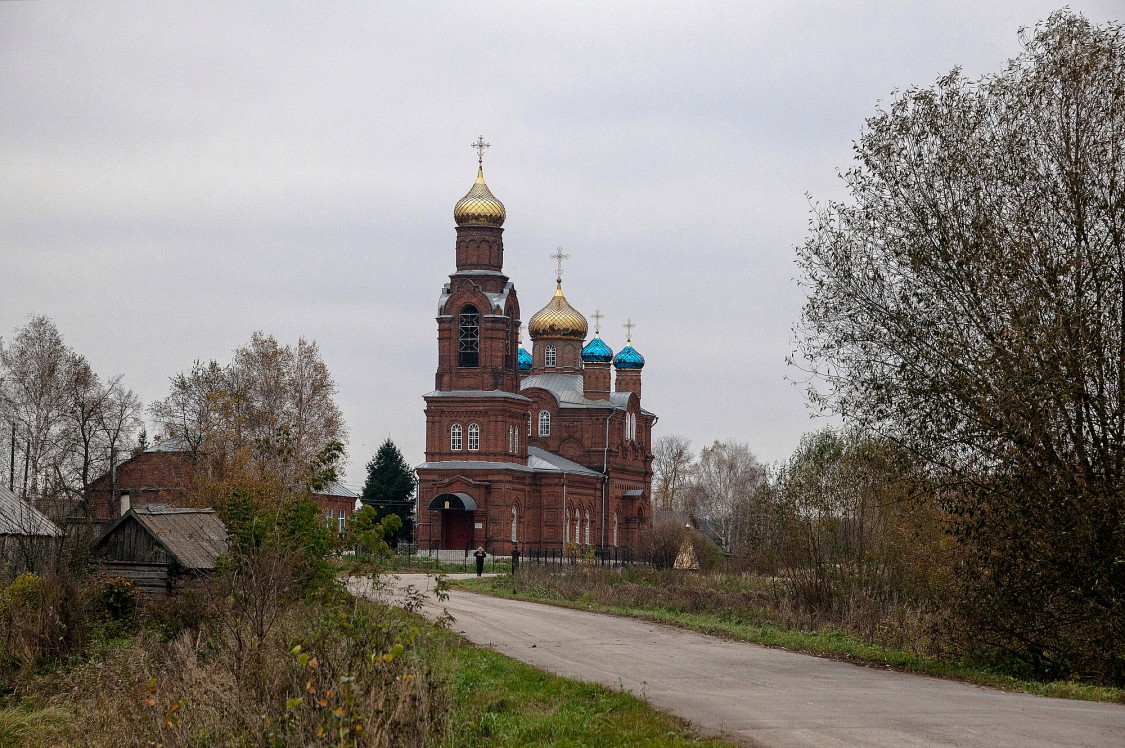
top-left (360, 438), bottom-right (416, 542)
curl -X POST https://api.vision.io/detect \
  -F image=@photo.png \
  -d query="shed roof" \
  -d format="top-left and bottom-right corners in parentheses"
top-left (0, 485), bottom-right (63, 537)
top-left (97, 506), bottom-right (228, 570)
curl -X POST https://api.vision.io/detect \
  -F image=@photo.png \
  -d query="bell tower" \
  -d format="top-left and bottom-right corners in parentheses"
top-left (425, 139), bottom-right (530, 465)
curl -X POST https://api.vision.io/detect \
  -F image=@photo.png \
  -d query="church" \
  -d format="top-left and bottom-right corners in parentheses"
top-left (415, 143), bottom-right (655, 555)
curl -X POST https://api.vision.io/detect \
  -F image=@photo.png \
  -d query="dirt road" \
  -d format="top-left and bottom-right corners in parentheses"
top-left (350, 573), bottom-right (1124, 748)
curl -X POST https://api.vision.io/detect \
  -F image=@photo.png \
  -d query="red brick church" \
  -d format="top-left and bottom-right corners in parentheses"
top-left (416, 145), bottom-right (654, 555)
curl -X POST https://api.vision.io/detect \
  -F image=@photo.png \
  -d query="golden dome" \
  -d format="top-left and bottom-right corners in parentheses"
top-left (528, 281), bottom-right (588, 340)
top-left (454, 165), bottom-right (506, 227)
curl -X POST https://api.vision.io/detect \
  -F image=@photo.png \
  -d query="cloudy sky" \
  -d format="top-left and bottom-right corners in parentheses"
top-left (2, 1), bottom-right (1120, 489)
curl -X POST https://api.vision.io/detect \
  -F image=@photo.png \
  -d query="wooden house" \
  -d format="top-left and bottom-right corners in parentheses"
top-left (92, 506), bottom-right (228, 598)
top-left (0, 485), bottom-right (64, 577)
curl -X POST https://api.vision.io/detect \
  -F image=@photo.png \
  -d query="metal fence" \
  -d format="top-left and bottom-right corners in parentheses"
top-left (390, 543), bottom-right (632, 572)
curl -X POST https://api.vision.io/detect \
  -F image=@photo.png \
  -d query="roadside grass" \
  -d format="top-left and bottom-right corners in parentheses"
top-left (444, 643), bottom-right (736, 748)
top-left (1, 573), bottom-right (733, 747)
top-left (456, 574), bottom-right (1125, 705)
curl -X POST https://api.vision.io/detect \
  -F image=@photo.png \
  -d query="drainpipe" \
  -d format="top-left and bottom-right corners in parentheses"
top-left (561, 470), bottom-right (567, 546)
top-left (600, 411), bottom-right (612, 547)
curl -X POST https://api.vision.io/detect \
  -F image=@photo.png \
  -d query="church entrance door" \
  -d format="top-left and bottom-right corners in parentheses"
top-left (443, 509), bottom-right (474, 551)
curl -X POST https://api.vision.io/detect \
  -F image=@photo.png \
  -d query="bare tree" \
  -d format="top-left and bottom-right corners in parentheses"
top-left (688, 440), bottom-right (764, 551)
top-left (652, 434), bottom-right (694, 512)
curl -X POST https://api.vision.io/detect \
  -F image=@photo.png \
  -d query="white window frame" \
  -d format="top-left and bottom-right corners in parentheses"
top-left (325, 508), bottom-right (333, 528)
top-left (468, 423), bottom-right (480, 451)
top-left (527, 412), bottom-right (532, 436)
top-left (538, 410), bottom-right (551, 436)
top-left (337, 509), bottom-right (346, 535)
top-left (511, 506), bottom-right (518, 542)
top-left (545, 344), bottom-right (556, 367)
top-left (574, 509), bottom-right (581, 546)
top-left (450, 423), bottom-right (462, 451)
top-left (613, 512), bottom-right (618, 547)
top-left (584, 510), bottom-right (591, 546)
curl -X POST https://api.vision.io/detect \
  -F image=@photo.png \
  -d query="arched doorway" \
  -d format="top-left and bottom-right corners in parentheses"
top-left (428, 492), bottom-right (477, 551)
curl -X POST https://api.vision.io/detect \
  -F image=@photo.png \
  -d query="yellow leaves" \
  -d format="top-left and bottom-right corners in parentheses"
top-left (286, 697), bottom-right (304, 711)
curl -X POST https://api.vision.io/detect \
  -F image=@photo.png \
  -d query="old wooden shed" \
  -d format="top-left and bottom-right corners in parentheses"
top-left (0, 485), bottom-right (64, 577)
top-left (92, 506), bottom-right (228, 598)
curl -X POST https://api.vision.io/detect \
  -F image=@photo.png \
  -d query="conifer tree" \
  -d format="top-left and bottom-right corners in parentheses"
top-left (360, 438), bottom-right (416, 541)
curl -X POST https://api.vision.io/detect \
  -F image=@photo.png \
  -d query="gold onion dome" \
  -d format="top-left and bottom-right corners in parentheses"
top-left (528, 281), bottom-right (588, 340)
top-left (453, 166), bottom-right (506, 227)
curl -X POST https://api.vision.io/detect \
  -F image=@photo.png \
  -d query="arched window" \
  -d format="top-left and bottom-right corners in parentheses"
top-left (527, 412), bottom-right (532, 436)
top-left (508, 426), bottom-right (514, 453)
top-left (544, 344), bottom-right (556, 368)
top-left (564, 509), bottom-right (570, 544)
top-left (467, 423), bottom-right (480, 451)
top-left (450, 423), bottom-right (462, 451)
top-left (538, 410), bottom-right (551, 436)
top-left (584, 510), bottom-right (591, 546)
top-left (511, 506), bottom-right (518, 542)
top-left (458, 305), bottom-right (480, 368)
top-left (574, 509), bottom-right (581, 546)
top-left (613, 512), bottom-right (619, 547)
top-left (514, 427), bottom-right (519, 452)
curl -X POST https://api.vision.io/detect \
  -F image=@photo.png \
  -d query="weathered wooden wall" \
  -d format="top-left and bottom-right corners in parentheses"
top-left (99, 561), bottom-right (172, 598)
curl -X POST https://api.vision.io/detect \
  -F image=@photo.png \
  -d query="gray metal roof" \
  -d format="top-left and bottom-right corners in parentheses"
top-left (424, 389), bottom-right (531, 403)
top-left (527, 447), bottom-right (602, 476)
top-left (437, 279), bottom-right (514, 315)
top-left (0, 485), bottom-right (63, 537)
top-left (100, 507), bottom-right (229, 571)
top-left (146, 436), bottom-right (192, 452)
top-left (315, 482), bottom-right (359, 499)
top-left (418, 447), bottom-right (601, 478)
top-left (520, 373), bottom-right (630, 410)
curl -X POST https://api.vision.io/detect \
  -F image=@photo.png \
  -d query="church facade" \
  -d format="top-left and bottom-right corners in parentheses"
top-left (415, 150), bottom-right (655, 555)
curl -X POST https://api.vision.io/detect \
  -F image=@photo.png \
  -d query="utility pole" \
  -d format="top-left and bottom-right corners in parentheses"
top-left (8, 422), bottom-right (14, 492)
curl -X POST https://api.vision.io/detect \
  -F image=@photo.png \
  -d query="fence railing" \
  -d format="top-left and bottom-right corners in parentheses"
top-left (381, 544), bottom-right (632, 573)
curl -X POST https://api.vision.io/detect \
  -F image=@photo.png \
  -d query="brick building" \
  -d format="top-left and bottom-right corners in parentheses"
top-left (416, 153), bottom-right (655, 554)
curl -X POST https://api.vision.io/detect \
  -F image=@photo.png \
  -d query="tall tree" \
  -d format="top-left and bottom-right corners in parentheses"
top-left (360, 438), bottom-right (416, 536)
top-left (652, 434), bottom-right (694, 512)
top-left (150, 332), bottom-right (347, 490)
top-left (0, 315), bottom-right (141, 508)
top-left (687, 440), bottom-right (764, 551)
top-left (794, 11), bottom-right (1125, 683)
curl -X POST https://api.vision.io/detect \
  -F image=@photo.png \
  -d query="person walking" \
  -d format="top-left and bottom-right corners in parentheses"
top-left (474, 546), bottom-right (487, 577)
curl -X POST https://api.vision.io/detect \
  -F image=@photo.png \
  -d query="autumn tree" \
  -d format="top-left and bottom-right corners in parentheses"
top-left (652, 434), bottom-right (694, 512)
top-left (794, 11), bottom-right (1125, 683)
top-left (151, 332), bottom-right (347, 491)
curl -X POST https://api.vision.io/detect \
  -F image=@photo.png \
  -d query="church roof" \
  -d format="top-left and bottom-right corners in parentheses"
top-left (417, 447), bottom-right (601, 478)
top-left (581, 336), bottom-right (614, 363)
top-left (520, 372), bottom-right (630, 410)
top-left (438, 280), bottom-right (514, 315)
top-left (453, 165), bottom-right (506, 227)
top-left (424, 389), bottom-right (532, 403)
top-left (526, 447), bottom-right (601, 476)
top-left (527, 281), bottom-right (587, 340)
top-left (517, 346), bottom-right (532, 371)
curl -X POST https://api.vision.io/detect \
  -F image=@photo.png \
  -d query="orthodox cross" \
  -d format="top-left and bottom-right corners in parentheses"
top-left (591, 309), bottom-right (604, 335)
top-left (550, 247), bottom-right (569, 283)
top-left (623, 318), bottom-right (635, 343)
top-left (518, 322), bottom-right (525, 343)
top-left (472, 136), bottom-right (490, 165)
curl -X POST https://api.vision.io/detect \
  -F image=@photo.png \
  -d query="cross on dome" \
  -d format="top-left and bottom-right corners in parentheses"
top-left (550, 247), bottom-right (570, 284)
top-left (472, 136), bottom-right (490, 165)
top-left (623, 318), bottom-right (635, 343)
top-left (592, 309), bottom-right (604, 335)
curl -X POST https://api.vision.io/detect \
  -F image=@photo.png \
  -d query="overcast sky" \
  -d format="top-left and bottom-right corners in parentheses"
top-left (2, 2), bottom-right (1121, 489)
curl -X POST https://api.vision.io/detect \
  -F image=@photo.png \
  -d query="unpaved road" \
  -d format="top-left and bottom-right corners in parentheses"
top-left (350, 573), bottom-right (1125, 748)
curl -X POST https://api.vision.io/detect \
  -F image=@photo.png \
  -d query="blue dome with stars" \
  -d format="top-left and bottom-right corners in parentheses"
top-left (517, 346), bottom-right (532, 372)
top-left (613, 344), bottom-right (645, 370)
top-left (581, 337), bottom-right (614, 364)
